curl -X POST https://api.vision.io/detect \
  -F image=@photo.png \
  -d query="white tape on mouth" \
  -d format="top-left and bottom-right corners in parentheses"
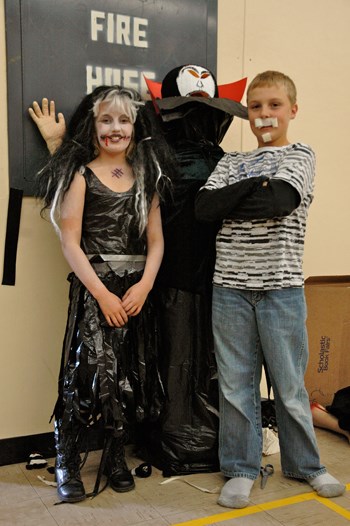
top-left (255, 118), bottom-right (278, 128)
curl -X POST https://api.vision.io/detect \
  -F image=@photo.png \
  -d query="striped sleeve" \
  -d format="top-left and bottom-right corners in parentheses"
top-left (201, 153), bottom-right (235, 190)
top-left (274, 143), bottom-right (315, 198)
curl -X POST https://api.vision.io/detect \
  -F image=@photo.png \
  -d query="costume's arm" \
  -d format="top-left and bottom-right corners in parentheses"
top-left (60, 172), bottom-right (128, 327)
top-left (195, 177), bottom-right (300, 222)
top-left (28, 98), bottom-right (66, 154)
top-left (122, 194), bottom-right (163, 316)
top-left (227, 178), bottom-right (301, 219)
top-left (195, 176), bottom-right (263, 222)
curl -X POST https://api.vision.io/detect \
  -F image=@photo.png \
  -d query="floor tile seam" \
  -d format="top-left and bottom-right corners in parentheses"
top-left (0, 494), bottom-right (46, 507)
top-left (39, 496), bottom-right (65, 525)
top-left (37, 489), bottom-right (166, 524)
top-left (168, 484), bottom-right (350, 526)
top-left (127, 493), bottom-right (169, 523)
top-left (314, 494), bottom-right (350, 520)
top-left (0, 497), bottom-right (59, 526)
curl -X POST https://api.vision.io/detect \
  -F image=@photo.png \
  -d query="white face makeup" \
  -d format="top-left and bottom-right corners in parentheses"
top-left (176, 65), bottom-right (216, 98)
top-left (95, 102), bottom-right (134, 154)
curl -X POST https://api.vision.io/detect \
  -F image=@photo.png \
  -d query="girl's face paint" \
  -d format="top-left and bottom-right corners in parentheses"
top-left (95, 101), bottom-right (134, 155)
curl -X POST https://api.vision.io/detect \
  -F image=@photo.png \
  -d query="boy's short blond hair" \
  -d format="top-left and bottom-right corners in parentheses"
top-left (247, 70), bottom-right (297, 105)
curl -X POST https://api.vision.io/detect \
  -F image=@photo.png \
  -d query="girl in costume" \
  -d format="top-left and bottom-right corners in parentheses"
top-left (30, 85), bottom-right (176, 502)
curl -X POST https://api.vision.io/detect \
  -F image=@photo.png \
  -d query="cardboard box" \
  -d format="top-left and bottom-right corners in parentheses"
top-left (304, 276), bottom-right (350, 406)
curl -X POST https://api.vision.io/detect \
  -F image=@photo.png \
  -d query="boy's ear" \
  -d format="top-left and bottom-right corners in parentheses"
top-left (291, 103), bottom-right (298, 119)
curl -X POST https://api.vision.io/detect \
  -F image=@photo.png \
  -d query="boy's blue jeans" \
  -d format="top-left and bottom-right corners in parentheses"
top-left (212, 285), bottom-right (326, 480)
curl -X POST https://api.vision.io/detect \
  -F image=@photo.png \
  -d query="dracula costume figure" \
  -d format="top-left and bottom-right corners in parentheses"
top-left (140, 65), bottom-right (248, 476)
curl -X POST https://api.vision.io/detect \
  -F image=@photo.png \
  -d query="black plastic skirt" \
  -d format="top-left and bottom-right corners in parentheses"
top-left (54, 267), bottom-right (164, 439)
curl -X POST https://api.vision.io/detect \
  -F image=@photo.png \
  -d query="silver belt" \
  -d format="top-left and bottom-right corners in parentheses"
top-left (87, 254), bottom-right (146, 262)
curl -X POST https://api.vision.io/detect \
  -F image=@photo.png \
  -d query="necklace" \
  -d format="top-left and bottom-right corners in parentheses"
top-left (111, 167), bottom-right (124, 178)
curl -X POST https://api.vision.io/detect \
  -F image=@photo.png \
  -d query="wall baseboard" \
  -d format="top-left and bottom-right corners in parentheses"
top-left (0, 428), bottom-right (105, 466)
top-left (0, 432), bottom-right (55, 466)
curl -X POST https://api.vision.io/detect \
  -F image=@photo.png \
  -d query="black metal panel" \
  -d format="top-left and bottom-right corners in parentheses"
top-left (4, 0), bottom-right (218, 195)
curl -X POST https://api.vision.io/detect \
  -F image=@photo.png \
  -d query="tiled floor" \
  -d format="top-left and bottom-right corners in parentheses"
top-left (1, 427), bottom-right (349, 526)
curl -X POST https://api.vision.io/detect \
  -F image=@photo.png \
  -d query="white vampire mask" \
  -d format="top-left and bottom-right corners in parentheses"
top-left (176, 65), bottom-right (216, 98)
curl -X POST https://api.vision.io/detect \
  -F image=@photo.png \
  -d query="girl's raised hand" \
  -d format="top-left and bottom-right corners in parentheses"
top-left (28, 98), bottom-right (66, 154)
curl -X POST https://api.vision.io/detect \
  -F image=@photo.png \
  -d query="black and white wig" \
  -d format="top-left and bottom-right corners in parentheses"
top-left (36, 85), bottom-right (177, 235)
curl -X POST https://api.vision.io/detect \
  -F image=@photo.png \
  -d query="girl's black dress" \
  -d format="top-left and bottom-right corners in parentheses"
top-left (54, 166), bottom-right (163, 441)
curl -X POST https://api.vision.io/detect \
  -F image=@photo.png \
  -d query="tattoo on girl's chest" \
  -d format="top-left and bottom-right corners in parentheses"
top-left (111, 167), bottom-right (123, 178)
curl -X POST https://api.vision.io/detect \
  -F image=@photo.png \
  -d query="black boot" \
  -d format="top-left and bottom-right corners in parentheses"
top-left (105, 438), bottom-right (135, 493)
top-left (54, 421), bottom-right (86, 503)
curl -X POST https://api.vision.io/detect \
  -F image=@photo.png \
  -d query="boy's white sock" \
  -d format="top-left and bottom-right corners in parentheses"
top-left (217, 477), bottom-right (254, 508)
top-left (308, 473), bottom-right (345, 498)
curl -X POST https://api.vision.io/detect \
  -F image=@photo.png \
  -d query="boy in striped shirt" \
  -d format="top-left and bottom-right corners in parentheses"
top-left (195, 71), bottom-right (345, 508)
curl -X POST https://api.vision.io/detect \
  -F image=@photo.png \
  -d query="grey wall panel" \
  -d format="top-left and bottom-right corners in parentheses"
top-left (5, 0), bottom-right (217, 195)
